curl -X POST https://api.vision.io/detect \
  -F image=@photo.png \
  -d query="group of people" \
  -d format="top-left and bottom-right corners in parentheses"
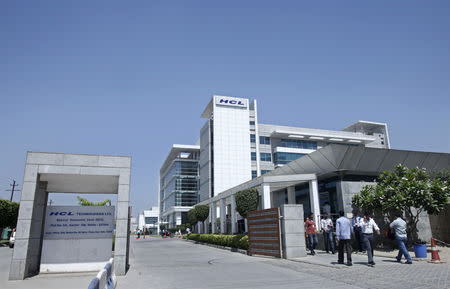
top-left (305, 210), bottom-right (412, 266)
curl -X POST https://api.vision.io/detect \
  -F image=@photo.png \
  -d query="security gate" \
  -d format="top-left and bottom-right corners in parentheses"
top-left (247, 208), bottom-right (282, 258)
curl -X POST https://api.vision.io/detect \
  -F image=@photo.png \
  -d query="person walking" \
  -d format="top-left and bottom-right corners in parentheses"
top-left (390, 212), bottom-right (413, 264)
top-left (359, 212), bottom-right (380, 266)
top-left (352, 211), bottom-right (365, 252)
top-left (336, 210), bottom-right (353, 266)
top-left (305, 213), bottom-right (318, 255)
top-left (321, 213), bottom-right (335, 254)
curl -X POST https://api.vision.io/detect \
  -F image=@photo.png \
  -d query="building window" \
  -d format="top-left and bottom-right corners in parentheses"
top-left (280, 139), bottom-right (317, 150)
top-left (261, 170), bottom-right (271, 175)
top-left (250, 134), bottom-right (256, 143)
top-left (251, 152), bottom-right (257, 161)
top-left (145, 217), bottom-right (158, 225)
top-left (273, 152), bottom-right (305, 165)
top-left (260, 153), bottom-right (272, 162)
top-left (259, 136), bottom-right (270, 145)
top-left (249, 121), bottom-right (255, 125)
top-left (252, 170), bottom-right (257, 179)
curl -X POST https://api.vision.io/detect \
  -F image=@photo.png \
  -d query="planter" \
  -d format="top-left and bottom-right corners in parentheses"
top-left (413, 243), bottom-right (427, 258)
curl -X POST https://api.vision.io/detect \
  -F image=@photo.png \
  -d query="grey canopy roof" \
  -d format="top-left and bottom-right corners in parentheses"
top-left (266, 144), bottom-right (450, 178)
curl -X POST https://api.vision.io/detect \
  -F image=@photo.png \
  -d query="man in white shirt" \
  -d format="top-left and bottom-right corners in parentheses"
top-left (320, 213), bottom-right (335, 254)
top-left (359, 212), bottom-right (380, 266)
top-left (390, 212), bottom-right (412, 264)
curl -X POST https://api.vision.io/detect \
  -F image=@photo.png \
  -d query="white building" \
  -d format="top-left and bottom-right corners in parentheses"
top-left (199, 95), bottom-right (389, 202)
top-left (138, 206), bottom-right (160, 235)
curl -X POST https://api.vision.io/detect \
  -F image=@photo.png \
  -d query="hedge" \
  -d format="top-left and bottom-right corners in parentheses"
top-left (187, 233), bottom-right (248, 250)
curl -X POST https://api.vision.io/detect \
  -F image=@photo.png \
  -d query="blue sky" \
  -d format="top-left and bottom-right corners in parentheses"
top-left (1, 1), bottom-right (449, 215)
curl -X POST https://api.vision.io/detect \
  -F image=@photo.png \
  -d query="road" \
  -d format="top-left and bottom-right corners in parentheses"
top-left (1, 238), bottom-right (448, 289)
top-left (117, 237), bottom-right (450, 289)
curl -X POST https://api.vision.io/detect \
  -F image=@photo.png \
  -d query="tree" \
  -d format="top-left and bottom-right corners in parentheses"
top-left (352, 165), bottom-right (450, 243)
top-left (0, 199), bottom-right (19, 229)
top-left (77, 196), bottom-right (111, 206)
top-left (235, 188), bottom-right (259, 219)
top-left (194, 205), bottom-right (209, 222)
top-left (187, 209), bottom-right (197, 229)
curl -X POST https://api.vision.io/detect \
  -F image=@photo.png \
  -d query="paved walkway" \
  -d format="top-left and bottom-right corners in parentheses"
top-left (117, 237), bottom-right (450, 289)
top-left (0, 246), bottom-right (96, 289)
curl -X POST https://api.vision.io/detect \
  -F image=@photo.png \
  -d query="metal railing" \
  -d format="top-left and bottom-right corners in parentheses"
top-left (87, 258), bottom-right (116, 289)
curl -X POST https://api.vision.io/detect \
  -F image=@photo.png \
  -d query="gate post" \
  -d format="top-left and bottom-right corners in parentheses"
top-left (280, 204), bottom-right (307, 259)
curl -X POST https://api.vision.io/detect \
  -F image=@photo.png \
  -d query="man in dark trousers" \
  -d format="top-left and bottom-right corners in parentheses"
top-left (336, 210), bottom-right (353, 266)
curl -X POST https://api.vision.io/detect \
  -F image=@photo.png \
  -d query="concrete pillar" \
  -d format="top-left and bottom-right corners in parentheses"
top-left (230, 194), bottom-right (237, 234)
top-left (9, 165), bottom-right (46, 280)
top-left (115, 176), bottom-right (130, 276)
top-left (211, 202), bottom-right (217, 234)
top-left (309, 179), bottom-right (321, 230)
top-left (175, 211), bottom-right (182, 226)
top-left (280, 204), bottom-right (307, 258)
top-left (287, 186), bottom-right (296, 204)
top-left (261, 183), bottom-right (271, 209)
top-left (220, 198), bottom-right (226, 234)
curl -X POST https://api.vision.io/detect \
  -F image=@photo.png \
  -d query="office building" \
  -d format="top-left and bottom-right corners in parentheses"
top-left (159, 145), bottom-right (200, 228)
top-left (138, 206), bottom-right (160, 235)
top-left (199, 95), bottom-right (389, 202)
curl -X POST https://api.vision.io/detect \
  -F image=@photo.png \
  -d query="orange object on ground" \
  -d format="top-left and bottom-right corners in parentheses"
top-left (428, 238), bottom-right (446, 263)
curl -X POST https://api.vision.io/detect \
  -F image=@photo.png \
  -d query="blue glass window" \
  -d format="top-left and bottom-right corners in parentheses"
top-left (259, 136), bottom-right (270, 145)
top-left (273, 152), bottom-right (305, 165)
top-left (261, 170), bottom-right (271, 175)
top-left (260, 153), bottom-right (272, 162)
top-left (250, 134), bottom-right (256, 143)
top-left (249, 121), bottom-right (255, 125)
top-left (251, 170), bottom-right (257, 179)
top-left (251, 152), bottom-right (257, 161)
top-left (280, 139), bottom-right (317, 149)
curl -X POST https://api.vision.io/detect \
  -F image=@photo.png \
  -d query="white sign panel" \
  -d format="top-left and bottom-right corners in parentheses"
top-left (215, 95), bottom-right (248, 108)
top-left (43, 206), bottom-right (115, 240)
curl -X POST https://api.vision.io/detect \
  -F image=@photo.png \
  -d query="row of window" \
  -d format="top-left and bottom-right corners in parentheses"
top-left (273, 152), bottom-right (306, 165)
top-left (249, 134), bottom-right (271, 145)
top-left (251, 170), bottom-right (272, 179)
top-left (251, 151), bottom-right (307, 164)
top-left (251, 152), bottom-right (272, 162)
top-left (280, 139), bottom-right (317, 149)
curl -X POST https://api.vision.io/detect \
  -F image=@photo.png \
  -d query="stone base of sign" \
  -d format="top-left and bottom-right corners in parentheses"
top-left (280, 204), bottom-right (307, 259)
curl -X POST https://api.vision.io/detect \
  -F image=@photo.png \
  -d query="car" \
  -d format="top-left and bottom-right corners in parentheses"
top-left (9, 228), bottom-right (16, 248)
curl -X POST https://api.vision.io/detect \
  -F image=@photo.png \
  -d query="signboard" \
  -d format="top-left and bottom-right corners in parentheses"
top-left (43, 206), bottom-right (115, 240)
top-left (215, 95), bottom-right (248, 108)
top-left (247, 208), bottom-right (282, 258)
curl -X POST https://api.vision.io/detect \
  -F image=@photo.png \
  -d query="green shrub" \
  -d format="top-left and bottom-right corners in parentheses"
top-left (186, 233), bottom-right (248, 250)
top-left (0, 200), bottom-right (19, 229)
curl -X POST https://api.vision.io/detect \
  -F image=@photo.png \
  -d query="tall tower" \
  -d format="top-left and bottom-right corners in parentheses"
top-left (199, 95), bottom-right (258, 201)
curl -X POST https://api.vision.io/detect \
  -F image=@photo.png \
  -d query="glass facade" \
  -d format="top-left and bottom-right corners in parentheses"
top-left (251, 152), bottom-right (257, 161)
top-left (250, 134), bottom-right (256, 143)
top-left (280, 139), bottom-right (317, 150)
top-left (259, 136), bottom-right (270, 145)
top-left (252, 170), bottom-right (257, 179)
top-left (273, 152), bottom-right (305, 165)
top-left (145, 217), bottom-right (158, 224)
top-left (161, 160), bottom-right (199, 208)
top-left (260, 153), bottom-right (272, 162)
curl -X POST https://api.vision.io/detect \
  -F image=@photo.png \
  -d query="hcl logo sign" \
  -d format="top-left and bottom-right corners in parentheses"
top-left (218, 98), bottom-right (245, 106)
top-left (49, 211), bottom-right (74, 216)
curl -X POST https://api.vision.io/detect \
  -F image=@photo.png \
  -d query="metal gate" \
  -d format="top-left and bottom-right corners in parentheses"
top-left (247, 208), bottom-right (281, 258)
